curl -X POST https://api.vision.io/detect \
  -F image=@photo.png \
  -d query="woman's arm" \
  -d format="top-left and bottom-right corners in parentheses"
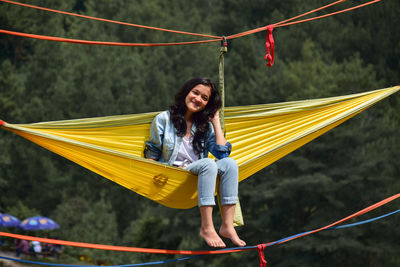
top-left (206, 110), bottom-right (232, 159)
top-left (144, 112), bottom-right (166, 160)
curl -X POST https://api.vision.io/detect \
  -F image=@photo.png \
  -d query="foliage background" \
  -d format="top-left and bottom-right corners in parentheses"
top-left (0, 0), bottom-right (399, 266)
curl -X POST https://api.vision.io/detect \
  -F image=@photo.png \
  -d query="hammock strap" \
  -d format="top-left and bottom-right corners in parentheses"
top-left (219, 36), bottom-right (228, 133)
top-left (217, 37), bottom-right (244, 227)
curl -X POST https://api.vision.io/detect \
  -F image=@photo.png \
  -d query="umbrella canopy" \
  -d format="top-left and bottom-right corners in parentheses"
top-left (0, 213), bottom-right (21, 227)
top-left (19, 216), bottom-right (59, 231)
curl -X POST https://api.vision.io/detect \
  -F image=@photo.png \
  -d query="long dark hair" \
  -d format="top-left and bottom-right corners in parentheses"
top-left (169, 77), bottom-right (221, 155)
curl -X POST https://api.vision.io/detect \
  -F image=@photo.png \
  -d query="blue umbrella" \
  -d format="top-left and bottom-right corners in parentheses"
top-left (0, 213), bottom-right (21, 227)
top-left (19, 216), bottom-right (59, 231)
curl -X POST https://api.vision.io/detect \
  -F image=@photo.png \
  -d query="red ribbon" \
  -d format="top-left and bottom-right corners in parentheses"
top-left (257, 244), bottom-right (267, 267)
top-left (264, 25), bottom-right (275, 67)
top-left (0, 120), bottom-right (4, 126)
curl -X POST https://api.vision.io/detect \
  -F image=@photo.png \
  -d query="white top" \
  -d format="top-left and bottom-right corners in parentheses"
top-left (173, 135), bottom-right (199, 167)
top-left (32, 241), bottom-right (42, 253)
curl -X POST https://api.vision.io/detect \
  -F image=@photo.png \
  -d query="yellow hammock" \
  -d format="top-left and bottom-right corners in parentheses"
top-left (1, 85), bottom-right (399, 209)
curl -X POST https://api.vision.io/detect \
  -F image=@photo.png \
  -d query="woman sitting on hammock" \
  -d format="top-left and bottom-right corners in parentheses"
top-left (144, 77), bottom-right (245, 248)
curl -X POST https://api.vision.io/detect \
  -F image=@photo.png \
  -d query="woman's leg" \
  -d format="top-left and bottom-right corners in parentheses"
top-left (199, 206), bottom-right (226, 248)
top-left (216, 158), bottom-right (246, 247)
top-left (185, 158), bottom-right (226, 248)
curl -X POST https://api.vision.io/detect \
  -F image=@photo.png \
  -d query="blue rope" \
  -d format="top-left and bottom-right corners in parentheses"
top-left (261, 209), bottom-right (400, 247)
top-left (1, 209), bottom-right (398, 267)
top-left (328, 209), bottom-right (400, 229)
top-left (0, 255), bottom-right (202, 267)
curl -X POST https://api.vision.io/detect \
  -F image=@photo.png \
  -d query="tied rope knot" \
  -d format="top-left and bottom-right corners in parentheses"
top-left (264, 25), bottom-right (275, 67)
top-left (257, 244), bottom-right (267, 267)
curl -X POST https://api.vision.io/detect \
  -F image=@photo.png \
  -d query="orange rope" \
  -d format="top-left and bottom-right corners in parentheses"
top-left (226, 0), bottom-right (381, 39)
top-left (263, 192), bottom-right (400, 247)
top-left (226, 0), bottom-right (348, 39)
top-left (0, 231), bottom-right (248, 255)
top-left (0, 0), bottom-right (221, 40)
top-left (274, 0), bottom-right (348, 26)
top-left (0, 0), bottom-right (382, 46)
top-left (0, 29), bottom-right (221, 47)
top-left (276, 0), bottom-right (381, 28)
top-left (0, 193), bottom-right (398, 255)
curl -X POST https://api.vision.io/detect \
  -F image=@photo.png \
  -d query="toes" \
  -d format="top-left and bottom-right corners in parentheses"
top-left (200, 229), bottom-right (226, 248)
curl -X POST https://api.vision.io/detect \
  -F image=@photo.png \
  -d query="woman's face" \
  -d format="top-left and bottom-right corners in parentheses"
top-left (185, 84), bottom-right (211, 114)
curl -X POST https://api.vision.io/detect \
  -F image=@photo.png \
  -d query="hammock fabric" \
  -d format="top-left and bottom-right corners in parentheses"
top-left (1, 86), bottom-right (399, 209)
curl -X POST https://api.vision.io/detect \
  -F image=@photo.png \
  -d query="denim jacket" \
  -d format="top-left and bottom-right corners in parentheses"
top-left (144, 111), bottom-right (232, 165)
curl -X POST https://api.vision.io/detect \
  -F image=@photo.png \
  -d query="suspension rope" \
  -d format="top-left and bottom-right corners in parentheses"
top-left (225, 0), bottom-right (349, 40)
top-left (274, 0), bottom-right (347, 27)
top-left (0, 193), bottom-right (398, 258)
top-left (0, 0), bottom-right (221, 40)
top-left (262, 192), bottom-right (400, 248)
top-left (0, 0), bottom-right (382, 47)
top-left (0, 231), bottom-right (248, 255)
top-left (276, 0), bottom-right (381, 28)
top-left (0, 207), bottom-right (399, 266)
top-left (0, 29), bottom-right (221, 47)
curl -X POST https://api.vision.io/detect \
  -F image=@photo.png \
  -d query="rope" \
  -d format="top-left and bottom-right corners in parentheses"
top-left (0, 208), bottom-right (399, 267)
top-left (262, 192), bottom-right (400, 247)
top-left (0, 255), bottom-right (202, 267)
top-left (0, 231), bottom-right (248, 255)
top-left (225, 0), bottom-right (349, 39)
top-left (0, 29), bottom-right (221, 47)
top-left (224, 0), bottom-right (382, 39)
top-left (264, 25), bottom-right (275, 67)
top-left (0, 0), bottom-right (382, 47)
top-left (0, 0), bottom-right (221, 40)
top-left (274, 0), bottom-right (347, 27)
top-left (276, 0), bottom-right (382, 28)
top-left (0, 193), bottom-right (398, 257)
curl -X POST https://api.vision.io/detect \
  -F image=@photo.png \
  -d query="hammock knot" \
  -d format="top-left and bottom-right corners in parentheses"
top-left (220, 35), bottom-right (228, 52)
top-left (264, 25), bottom-right (275, 67)
top-left (256, 244), bottom-right (267, 267)
top-left (153, 174), bottom-right (168, 186)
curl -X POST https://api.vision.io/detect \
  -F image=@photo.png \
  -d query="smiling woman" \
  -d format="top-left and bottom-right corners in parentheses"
top-left (144, 77), bottom-right (245, 248)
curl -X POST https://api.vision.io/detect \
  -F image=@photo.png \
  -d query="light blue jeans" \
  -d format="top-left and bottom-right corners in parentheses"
top-left (185, 157), bottom-right (238, 207)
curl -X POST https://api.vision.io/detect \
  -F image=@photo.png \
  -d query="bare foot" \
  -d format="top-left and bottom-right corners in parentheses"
top-left (200, 227), bottom-right (226, 248)
top-left (219, 226), bottom-right (246, 247)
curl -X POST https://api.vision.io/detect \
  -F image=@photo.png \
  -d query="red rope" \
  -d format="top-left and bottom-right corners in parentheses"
top-left (0, 0), bottom-right (382, 47)
top-left (257, 244), bottom-right (268, 267)
top-left (276, 0), bottom-right (382, 28)
top-left (226, 0), bottom-right (381, 66)
top-left (226, 0), bottom-right (381, 40)
top-left (0, 29), bottom-right (221, 47)
top-left (262, 193), bottom-right (400, 247)
top-left (264, 25), bottom-right (275, 67)
top-left (226, 0), bottom-right (348, 40)
top-left (0, 0), bottom-right (220, 40)
top-left (0, 193), bottom-right (398, 256)
top-left (0, 231), bottom-right (249, 255)
top-left (274, 0), bottom-right (347, 27)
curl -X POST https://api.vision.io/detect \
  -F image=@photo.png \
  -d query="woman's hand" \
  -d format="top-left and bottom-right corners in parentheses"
top-left (210, 110), bottom-right (220, 125)
top-left (210, 110), bottom-right (226, 145)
